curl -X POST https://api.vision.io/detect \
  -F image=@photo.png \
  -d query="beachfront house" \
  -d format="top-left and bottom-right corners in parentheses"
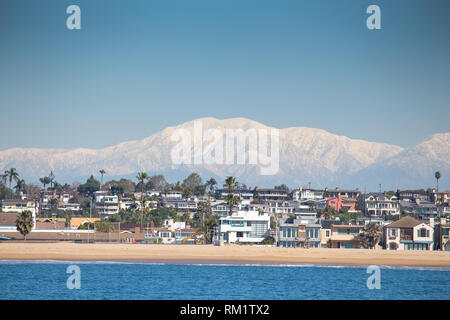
top-left (278, 218), bottom-right (305, 248)
top-left (219, 210), bottom-right (270, 244)
top-left (384, 216), bottom-right (434, 250)
top-left (277, 218), bottom-right (321, 248)
top-left (329, 225), bottom-right (364, 248)
top-left (0, 199), bottom-right (37, 231)
top-left (320, 219), bottom-right (341, 248)
top-left (435, 222), bottom-right (450, 251)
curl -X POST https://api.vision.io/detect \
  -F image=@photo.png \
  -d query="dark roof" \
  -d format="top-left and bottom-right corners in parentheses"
top-left (321, 219), bottom-right (341, 229)
top-left (386, 216), bottom-right (422, 228)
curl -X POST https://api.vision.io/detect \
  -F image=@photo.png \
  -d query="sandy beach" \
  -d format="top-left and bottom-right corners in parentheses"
top-left (1, 242), bottom-right (450, 267)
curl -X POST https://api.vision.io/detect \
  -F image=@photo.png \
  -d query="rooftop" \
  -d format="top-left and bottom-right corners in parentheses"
top-left (386, 216), bottom-right (422, 228)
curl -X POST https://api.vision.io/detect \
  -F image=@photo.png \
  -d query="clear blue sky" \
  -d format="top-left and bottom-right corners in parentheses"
top-left (1, 0), bottom-right (449, 150)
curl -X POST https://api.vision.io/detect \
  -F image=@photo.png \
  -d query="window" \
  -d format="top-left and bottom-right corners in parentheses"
top-left (325, 230), bottom-right (330, 237)
top-left (418, 228), bottom-right (428, 237)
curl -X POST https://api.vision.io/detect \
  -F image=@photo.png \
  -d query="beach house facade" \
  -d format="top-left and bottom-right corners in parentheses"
top-left (219, 210), bottom-right (270, 244)
top-left (329, 225), bottom-right (364, 248)
top-left (384, 216), bottom-right (434, 250)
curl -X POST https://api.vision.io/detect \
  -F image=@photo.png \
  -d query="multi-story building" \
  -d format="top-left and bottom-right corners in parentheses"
top-left (214, 188), bottom-right (254, 204)
top-left (396, 189), bottom-right (430, 202)
top-left (320, 219), bottom-right (341, 248)
top-left (434, 219), bottom-right (450, 251)
top-left (363, 192), bottom-right (400, 217)
top-left (325, 188), bottom-right (360, 199)
top-left (0, 199), bottom-right (38, 231)
top-left (294, 211), bottom-right (317, 225)
top-left (94, 191), bottom-right (120, 216)
top-left (329, 225), bottom-right (364, 248)
top-left (254, 188), bottom-right (289, 202)
top-left (263, 200), bottom-right (294, 215)
top-left (326, 195), bottom-right (357, 212)
top-left (399, 199), bottom-right (439, 223)
top-left (278, 218), bottom-right (305, 248)
top-left (218, 210), bottom-right (270, 244)
top-left (384, 216), bottom-right (434, 250)
top-left (163, 199), bottom-right (197, 212)
top-left (291, 187), bottom-right (324, 201)
top-left (40, 190), bottom-right (74, 210)
top-left (431, 190), bottom-right (450, 206)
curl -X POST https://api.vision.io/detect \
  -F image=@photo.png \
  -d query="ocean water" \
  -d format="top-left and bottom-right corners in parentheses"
top-left (0, 261), bottom-right (449, 300)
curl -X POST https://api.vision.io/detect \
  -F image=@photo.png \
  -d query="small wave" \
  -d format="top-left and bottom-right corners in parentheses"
top-left (0, 259), bottom-right (448, 271)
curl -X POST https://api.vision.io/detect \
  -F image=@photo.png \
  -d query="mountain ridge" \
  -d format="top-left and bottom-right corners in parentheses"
top-left (0, 117), bottom-right (448, 191)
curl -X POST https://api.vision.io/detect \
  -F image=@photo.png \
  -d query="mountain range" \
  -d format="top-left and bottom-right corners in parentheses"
top-left (0, 117), bottom-right (448, 191)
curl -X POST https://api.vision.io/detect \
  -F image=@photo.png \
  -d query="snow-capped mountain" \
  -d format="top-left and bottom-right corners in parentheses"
top-left (0, 117), bottom-right (448, 191)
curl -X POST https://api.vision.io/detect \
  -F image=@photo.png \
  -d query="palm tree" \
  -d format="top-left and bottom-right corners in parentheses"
top-left (4, 168), bottom-right (19, 198)
top-left (48, 171), bottom-right (55, 189)
top-left (39, 176), bottom-right (51, 190)
top-left (435, 171), bottom-right (441, 192)
top-left (360, 222), bottom-right (382, 249)
top-left (16, 210), bottom-right (34, 240)
top-left (223, 176), bottom-right (239, 216)
top-left (223, 176), bottom-right (238, 191)
top-left (99, 169), bottom-right (106, 187)
top-left (136, 171), bottom-right (149, 232)
top-left (14, 179), bottom-right (26, 196)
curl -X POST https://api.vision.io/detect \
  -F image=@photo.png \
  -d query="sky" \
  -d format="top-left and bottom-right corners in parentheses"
top-left (1, 0), bottom-right (449, 150)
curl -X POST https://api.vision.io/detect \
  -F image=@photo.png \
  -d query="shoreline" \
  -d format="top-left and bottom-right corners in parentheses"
top-left (2, 258), bottom-right (450, 271)
top-left (1, 242), bottom-right (450, 268)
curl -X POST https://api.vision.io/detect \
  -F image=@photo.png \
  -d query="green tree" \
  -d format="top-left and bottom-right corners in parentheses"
top-left (14, 179), bottom-right (26, 196)
top-left (223, 176), bottom-right (239, 216)
top-left (3, 168), bottom-right (19, 198)
top-left (77, 175), bottom-right (101, 197)
top-left (274, 184), bottom-right (289, 193)
top-left (182, 172), bottom-right (204, 196)
top-left (146, 174), bottom-right (168, 191)
top-left (94, 220), bottom-right (115, 233)
top-left (16, 210), bottom-right (34, 240)
top-left (49, 198), bottom-right (59, 211)
top-left (39, 176), bottom-right (51, 190)
top-left (205, 178), bottom-right (217, 197)
top-left (360, 222), bottom-right (382, 249)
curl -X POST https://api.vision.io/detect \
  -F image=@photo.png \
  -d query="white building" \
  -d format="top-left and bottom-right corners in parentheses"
top-left (163, 218), bottom-right (186, 231)
top-left (363, 192), bottom-right (400, 217)
top-left (385, 216), bottom-right (434, 250)
top-left (218, 210), bottom-right (270, 244)
top-left (292, 187), bottom-right (324, 201)
top-left (0, 199), bottom-right (37, 231)
top-left (94, 191), bottom-right (119, 216)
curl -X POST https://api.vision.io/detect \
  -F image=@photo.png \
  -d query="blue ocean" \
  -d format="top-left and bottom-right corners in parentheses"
top-left (0, 261), bottom-right (449, 300)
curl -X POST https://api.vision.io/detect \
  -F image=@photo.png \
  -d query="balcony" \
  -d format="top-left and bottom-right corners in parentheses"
top-left (400, 235), bottom-right (412, 241)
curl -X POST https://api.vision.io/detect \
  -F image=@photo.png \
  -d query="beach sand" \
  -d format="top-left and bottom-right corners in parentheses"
top-left (1, 242), bottom-right (450, 267)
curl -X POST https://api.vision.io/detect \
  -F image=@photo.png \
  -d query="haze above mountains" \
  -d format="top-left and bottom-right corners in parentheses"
top-left (0, 117), bottom-right (448, 191)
